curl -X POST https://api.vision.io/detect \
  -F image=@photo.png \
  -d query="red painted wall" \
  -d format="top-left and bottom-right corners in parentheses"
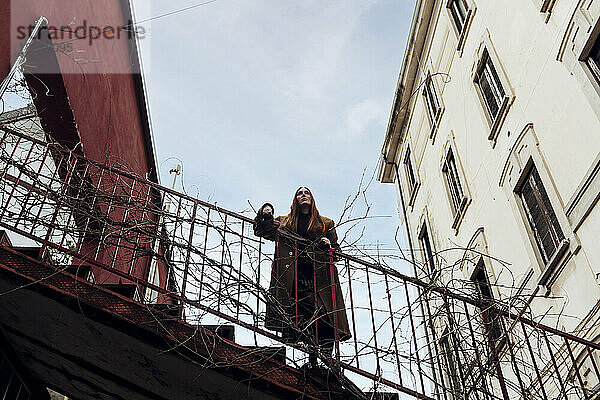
top-left (0, 1), bottom-right (168, 293)
top-left (1, 0), bottom-right (152, 177)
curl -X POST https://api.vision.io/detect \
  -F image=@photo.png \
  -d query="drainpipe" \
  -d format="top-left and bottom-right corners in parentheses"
top-left (0, 17), bottom-right (47, 99)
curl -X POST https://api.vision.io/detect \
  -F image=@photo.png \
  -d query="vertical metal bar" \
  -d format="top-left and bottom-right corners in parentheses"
top-left (564, 337), bottom-right (589, 399)
top-left (384, 271), bottom-right (403, 385)
top-left (313, 258), bottom-right (319, 346)
top-left (0, 129), bottom-right (11, 150)
top-left (481, 309), bottom-right (510, 400)
top-left (404, 279), bottom-right (425, 394)
top-left (442, 294), bottom-right (469, 398)
top-left (294, 240), bottom-right (298, 327)
top-left (345, 257), bottom-right (359, 368)
top-left (93, 172), bottom-right (120, 261)
top-left (254, 237), bottom-right (262, 345)
top-left (32, 153), bottom-right (66, 237)
top-left (424, 296), bottom-right (449, 400)
top-left (520, 322), bottom-right (548, 400)
top-left (127, 184), bottom-right (152, 275)
top-left (44, 156), bottom-right (77, 245)
top-left (217, 214), bottom-right (228, 312)
top-left (329, 250), bottom-right (339, 363)
top-left (180, 202), bottom-right (197, 312)
top-left (109, 178), bottom-right (136, 269)
top-left (13, 144), bottom-right (51, 228)
top-left (464, 302), bottom-right (492, 400)
top-left (67, 163), bottom-right (91, 250)
top-left (198, 207), bottom-right (211, 300)
top-left (236, 220), bottom-right (244, 320)
top-left (365, 263), bottom-right (381, 376)
top-left (586, 346), bottom-right (600, 385)
top-left (500, 320), bottom-right (527, 396)
top-left (506, 339), bottom-right (527, 396)
top-left (543, 331), bottom-right (568, 400)
top-left (56, 161), bottom-right (91, 252)
top-left (0, 136), bottom-right (22, 182)
top-left (75, 165), bottom-right (104, 253)
top-left (0, 136), bottom-right (34, 220)
top-left (168, 195), bottom-right (183, 285)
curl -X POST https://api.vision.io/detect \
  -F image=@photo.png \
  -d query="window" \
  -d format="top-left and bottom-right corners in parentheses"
top-left (403, 147), bottom-right (419, 204)
top-left (443, 148), bottom-right (465, 215)
top-left (475, 49), bottom-right (506, 122)
top-left (446, 0), bottom-right (475, 53)
top-left (500, 125), bottom-right (576, 288)
top-left (441, 138), bottom-right (471, 231)
top-left (538, 0), bottom-right (556, 14)
top-left (586, 35), bottom-right (600, 84)
top-left (471, 259), bottom-right (504, 347)
top-left (419, 224), bottom-right (436, 275)
top-left (448, 0), bottom-right (469, 33)
top-left (423, 73), bottom-right (443, 136)
top-left (472, 37), bottom-right (514, 142)
top-left (517, 165), bottom-right (565, 264)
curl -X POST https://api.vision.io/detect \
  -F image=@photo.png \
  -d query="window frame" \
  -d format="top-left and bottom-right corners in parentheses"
top-left (558, 5), bottom-right (600, 122)
top-left (418, 216), bottom-right (437, 279)
top-left (582, 24), bottom-right (600, 87)
top-left (514, 160), bottom-right (570, 273)
top-left (472, 32), bottom-right (515, 144)
top-left (500, 124), bottom-right (580, 291)
top-left (441, 137), bottom-right (471, 232)
top-left (445, 0), bottom-right (476, 54)
top-left (532, 0), bottom-right (556, 15)
top-left (403, 145), bottom-right (420, 207)
top-left (422, 71), bottom-right (445, 141)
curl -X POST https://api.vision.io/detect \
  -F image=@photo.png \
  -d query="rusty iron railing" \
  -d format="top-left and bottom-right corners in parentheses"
top-left (0, 127), bottom-right (598, 399)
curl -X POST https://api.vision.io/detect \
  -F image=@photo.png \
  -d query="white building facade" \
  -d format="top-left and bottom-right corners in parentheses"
top-left (379, 0), bottom-right (600, 397)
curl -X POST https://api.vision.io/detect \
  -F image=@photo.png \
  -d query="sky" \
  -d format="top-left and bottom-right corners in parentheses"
top-left (134, 0), bottom-right (416, 259)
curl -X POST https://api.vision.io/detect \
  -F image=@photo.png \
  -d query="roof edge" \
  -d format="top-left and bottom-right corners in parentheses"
top-left (121, 0), bottom-right (161, 185)
top-left (378, 0), bottom-right (436, 183)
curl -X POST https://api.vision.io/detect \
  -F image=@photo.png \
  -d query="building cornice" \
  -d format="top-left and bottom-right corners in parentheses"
top-left (378, 0), bottom-right (436, 183)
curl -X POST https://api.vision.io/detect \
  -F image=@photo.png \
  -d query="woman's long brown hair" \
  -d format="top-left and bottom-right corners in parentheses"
top-left (284, 187), bottom-right (325, 238)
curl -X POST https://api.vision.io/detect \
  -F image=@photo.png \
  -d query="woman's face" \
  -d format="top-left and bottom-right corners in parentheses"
top-left (296, 187), bottom-right (312, 207)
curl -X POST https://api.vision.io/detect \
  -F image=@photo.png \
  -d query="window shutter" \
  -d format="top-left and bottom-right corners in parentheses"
top-left (404, 148), bottom-right (416, 194)
top-left (519, 167), bottom-right (565, 264)
top-left (444, 150), bottom-right (464, 213)
top-left (476, 50), bottom-right (506, 120)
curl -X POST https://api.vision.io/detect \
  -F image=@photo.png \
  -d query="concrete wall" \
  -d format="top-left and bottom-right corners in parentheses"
top-left (384, 0), bottom-right (600, 336)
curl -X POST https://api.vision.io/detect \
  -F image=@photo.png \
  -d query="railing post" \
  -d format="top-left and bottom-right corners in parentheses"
top-left (329, 249), bottom-right (339, 364)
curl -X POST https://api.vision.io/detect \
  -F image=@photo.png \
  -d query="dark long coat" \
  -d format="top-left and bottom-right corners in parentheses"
top-left (254, 213), bottom-right (351, 343)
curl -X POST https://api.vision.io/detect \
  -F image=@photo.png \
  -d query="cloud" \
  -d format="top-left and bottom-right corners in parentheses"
top-left (343, 98), bottom-right (389, 140)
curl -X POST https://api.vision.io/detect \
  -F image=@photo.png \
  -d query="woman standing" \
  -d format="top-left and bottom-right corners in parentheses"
top-left (254, 187), bottom-right (351, 366)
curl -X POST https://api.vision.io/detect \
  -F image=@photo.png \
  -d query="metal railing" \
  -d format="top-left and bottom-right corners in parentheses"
top-left (0, 127), bottom-right (598, 399)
